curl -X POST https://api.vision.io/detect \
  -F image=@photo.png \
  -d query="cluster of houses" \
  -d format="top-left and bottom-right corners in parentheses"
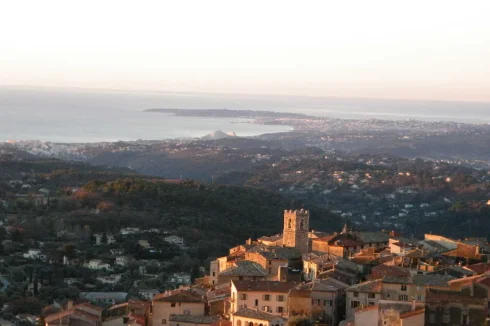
top-left (31, 209), bottom-right (490, 326)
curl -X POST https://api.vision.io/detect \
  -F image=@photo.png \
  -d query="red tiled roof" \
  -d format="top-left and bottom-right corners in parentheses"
top-left (153, 289), bottom-right (203, 303)
top-left (466, 263), bottom-right (490, 275)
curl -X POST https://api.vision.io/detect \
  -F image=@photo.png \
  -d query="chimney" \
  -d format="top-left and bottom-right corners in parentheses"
top-left (475, 244), bottom-right (480, 255)
top-left (67, 300), bottom-right (73, 310)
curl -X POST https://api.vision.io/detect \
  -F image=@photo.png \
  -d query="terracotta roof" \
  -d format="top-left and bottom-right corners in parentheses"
top-left (232, 280), bottom-right (297, 293)
top-left (233, 307), bottom-right (286, 322)
top-left (442, 243), bottom-right (483, 260)
top-left (346, 279), bottom-right (382, 294)
top-left (466, 263), bottom-right (490, 275)
top-left (369, 264), bottom-right (411, 280)
top-left (207, 285), bottom-right (231, 303)
top-left (426, 288), bottom-right (486, 305)
top-left (153, 289), bottom-right (203, 303)
top-left (169, 315), bottom-right (221, 324)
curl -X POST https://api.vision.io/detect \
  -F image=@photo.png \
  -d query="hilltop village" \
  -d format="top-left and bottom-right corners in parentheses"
top-left (4, 208), bottom-right (490, 326)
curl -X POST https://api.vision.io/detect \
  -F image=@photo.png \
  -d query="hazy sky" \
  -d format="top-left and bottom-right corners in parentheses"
top-left (2, 0), bottom-right (490, 101)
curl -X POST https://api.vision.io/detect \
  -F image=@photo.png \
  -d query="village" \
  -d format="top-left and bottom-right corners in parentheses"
top-left (1, 207), bottom-right (489, 326)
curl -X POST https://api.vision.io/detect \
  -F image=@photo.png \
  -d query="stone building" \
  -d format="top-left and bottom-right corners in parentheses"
top-left (282, 209), bottom-right (309, 254)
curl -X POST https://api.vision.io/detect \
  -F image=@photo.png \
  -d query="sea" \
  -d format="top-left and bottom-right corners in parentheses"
top-left (1, 86), bottom-right (490, 143)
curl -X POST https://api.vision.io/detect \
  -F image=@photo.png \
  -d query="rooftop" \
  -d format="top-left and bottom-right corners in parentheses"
top-left (153, 289), bottom-right (203, 303)
top-left (233, 307), bottom-right (287, 322)
top-left (220, 261), bottom-right (267, 277)
top-left (232, 280), bottom-right (297, 293)
top-left (346, 279), bottom-right (382, 294)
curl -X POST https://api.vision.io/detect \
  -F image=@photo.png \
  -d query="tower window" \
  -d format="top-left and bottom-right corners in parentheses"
top-left (288, 219), bottom-right (291, 229)
top-left (300, 220), bottom-right (304, 230)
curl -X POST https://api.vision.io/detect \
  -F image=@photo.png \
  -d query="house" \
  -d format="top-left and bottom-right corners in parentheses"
top-left (207, 283), bottom-right (231, 315)
top-left (114, 256), bottom-right (133, 267)
top-left (169, 315), bottom-right (220, 326)
top-left (80, 292), bottom-right (128, 305)
top-left (311, 225), bottom-right (388, 259)
top-left (120, 227), bottom-right (140, 236)
top-left (230, 280), bottom-right (297, 316)
top-left (138, 240), bottom-right (152, 249)
top-left (169, 272), bottom-right (192, 285)
top-left (164, 235), bottom-right (185, 247)
top-left (23, 249), bottom-right (42, 259)
top-left (96, 274), bottom-right (121, 285)
top-left (138, 288), bottom-right (160, 301)
top-left (424, 288), bottom-right (487, 325)
top-left (45, 301), bottom-right (103, 326)
top-left (345, 279), bottom-right (382, 321)
top-left (86, 259), bottom-right (111, 271)
top-left (353, 300), bottom-right (425, 326)
top-left (95, 233), bottom-right (116, 245)
top-left (231, 308), bottom-right (286, 326)
top-left (244, 246), bottom-right (301, 279)
top-left (218, 261), bottom-right (267, 284)
top-left (288, 278), bottom-right (349, 326)
top-left (152, 289), bottom-right (205, 326)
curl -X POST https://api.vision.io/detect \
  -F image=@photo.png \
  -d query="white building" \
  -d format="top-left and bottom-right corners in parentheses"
top-left (230, 280), bottom-right (297, 316)
top-left (169, 272), bottom-right (192, 285)
top-left (86, 259), bottom-right (111, 271)
top-left (138, 288), bottom-right (160, 300)
top-left (164, 235), bottom-right (185, 246)
top-left (120, 228), bottom-right (140, 236)
top-left (96, 274), bottom-right (121, 285)
top-left (23, 249), bottom-right (42, 259)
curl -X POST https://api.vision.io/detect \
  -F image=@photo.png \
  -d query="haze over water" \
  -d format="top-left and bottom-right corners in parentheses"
top-left (1, 86), bottom-right (489, 143)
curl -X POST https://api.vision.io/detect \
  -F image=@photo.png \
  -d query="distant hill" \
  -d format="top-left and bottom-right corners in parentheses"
top-left (145, 108), bottom-right (311, 119)
top-left (202, 130), bottom-right (237, 140)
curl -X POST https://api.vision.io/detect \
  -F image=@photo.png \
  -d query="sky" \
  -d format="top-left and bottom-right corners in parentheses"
top-left (1, 0), bottom-right (490, 102)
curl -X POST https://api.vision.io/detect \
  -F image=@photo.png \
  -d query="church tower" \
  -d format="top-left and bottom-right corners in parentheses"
top-left (283, 209), bottom-right (310, 253)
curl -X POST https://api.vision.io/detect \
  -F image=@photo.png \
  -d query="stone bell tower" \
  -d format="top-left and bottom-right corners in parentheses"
top-left (283, 208), bottom-right (310, 253)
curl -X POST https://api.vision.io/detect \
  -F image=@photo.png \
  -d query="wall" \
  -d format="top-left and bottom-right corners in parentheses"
top-left (231, 284), bottom-right (288, 316)
top-left (346, 292), bottom-right (380, 321)
top-left (152, 302), bottom-right (205, 326)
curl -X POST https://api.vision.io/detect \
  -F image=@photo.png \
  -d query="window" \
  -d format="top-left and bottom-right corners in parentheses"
top-left (401, 285), bottom-right (407, 291)
top-left (312, 299), bottom-right (321, 305)
top-left (268, 268), bottom-right (272, 274)
top-left (171, 303), bottom-right (176, 307)
top-left (324, 300), bottom-right (332, 307)
top-left (237, 321), bottom-right (241, 326)
top-left (288, 219), bottom-right (292, 229)
top-left (277, 295), bottom-right (284, 302)
top-left (350, 301), bottom-right (360, 309)
top-left (417, 295), bottom-right (423, 301)
top-left (269, 260), bottom-right (272, 265)
top-left (212, 272), bottom-right (215, 276)
top-left (240, 294), bottom-right (247, 300)
top-left (263, 306), bottom-right (271, 312)
top-left (264, 294), bottom-right (270, 301)
top-left (353, 292), bottom-right (359, 298)
top-left (162, 320), bottom-right (167, 325)
top-left (462, 312), bottom-right (468, 325)
top-left (277, 307), bottom-right (284, 313)
top-left (255, 299), bottom-right (258, 306)
top-left (442, 310), bottom-right (450, 323)
top-left (368, 293), bottom-right (375, 299)
top-left (398, 295), bottom-right (408, 301)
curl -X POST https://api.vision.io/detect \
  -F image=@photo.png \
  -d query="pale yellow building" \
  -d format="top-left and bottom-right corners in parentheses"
top-left (230, 280), bottom-right (297, 317)
top-left (152, 289), bottom-right (205, 326)
top-left (231, 308), bottom-right (287, 326)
